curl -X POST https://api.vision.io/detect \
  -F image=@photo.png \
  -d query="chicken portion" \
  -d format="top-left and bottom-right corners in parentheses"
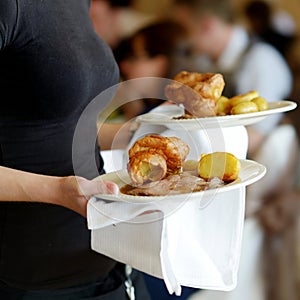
top-left (128, 135), bottom-right (190, 185)
top-left (165, 71), bottom-right (225, 117)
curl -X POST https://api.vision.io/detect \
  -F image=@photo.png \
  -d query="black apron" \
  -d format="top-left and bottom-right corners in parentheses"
top-left (0, 264), bottom-right (151, 300)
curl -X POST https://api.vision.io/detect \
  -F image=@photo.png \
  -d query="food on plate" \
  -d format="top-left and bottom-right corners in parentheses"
top-left (182, 159), bottom-right (199, 172)
top-left (216, 96), bottom-right (232, 115)
top-left (251, 96), bottom-right (268, 111)
top-left (229, 90), bottom-right (259, 107)
top-left (128, 135), bottom-right (190, 185)
top-left (128, 151), bottom-right (167, 185)
top-left (164, 71), bottom-right (225, 117)
top-left (230, 101), bottom-right (259, 115)
top-left (198, 152), bottom-right (241, 182)
top-left (124, 135), bottom-right (241, 196)
top-left (121, 172), bottom-right (225, 196)
top-left (218, 90), bottom-right (268, 115)
top-left (164, 70), bottom-right (269, 117)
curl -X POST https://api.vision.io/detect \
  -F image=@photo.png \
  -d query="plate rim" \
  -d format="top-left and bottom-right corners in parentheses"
top-left (94, 159), bottom-right (266, 203)
top-left (136, 100), bottom-right (297, 128)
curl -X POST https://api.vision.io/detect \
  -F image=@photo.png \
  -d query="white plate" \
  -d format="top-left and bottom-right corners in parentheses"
top-left (94, 159), bottom-right (266, 203)
top-left (136, 101), bottom-right (297, 130)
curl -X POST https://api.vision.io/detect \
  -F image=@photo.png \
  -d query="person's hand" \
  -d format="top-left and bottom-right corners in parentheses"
top-left (58, 176), bottom-right (119, 217)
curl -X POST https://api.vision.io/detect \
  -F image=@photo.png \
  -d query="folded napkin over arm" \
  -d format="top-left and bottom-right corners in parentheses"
top-left (87, 187), bottom-right (246, 295)
top-left (88, 105), bottom-right (249, 295)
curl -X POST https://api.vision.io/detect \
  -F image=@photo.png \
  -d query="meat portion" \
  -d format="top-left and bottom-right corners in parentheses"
top-left (122, 172), bottom-right (225, 196)
top-left (165, 71), bottom-right (225, 117)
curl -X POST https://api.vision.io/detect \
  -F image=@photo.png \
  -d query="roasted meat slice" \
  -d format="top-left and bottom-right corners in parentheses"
top-left (124, 172), bottom-right (224, 196)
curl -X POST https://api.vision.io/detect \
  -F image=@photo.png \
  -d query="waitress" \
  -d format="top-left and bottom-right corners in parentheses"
top-left (0, 0), bottom-right (150, 299)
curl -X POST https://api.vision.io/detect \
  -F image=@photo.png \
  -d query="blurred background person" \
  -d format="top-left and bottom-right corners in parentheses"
top-left (170, 0), bottom-right (293, 157)
top-left (244, 0), bottom-right (297, 61)
top-left (90, 0), bottom-right (155, 49)
top-left (113, 19), bottom-right (189, 120)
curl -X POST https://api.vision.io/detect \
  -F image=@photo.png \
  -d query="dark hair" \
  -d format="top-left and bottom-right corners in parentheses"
top-left (244, 0), bottom-right (271, 29)
top-left (136, 20), bottom-right (187, 57)
top-left (244, 0), bottom-right (296, 56)
top-left (108, 0), bottom-right (132, 7)
top-left (114, 19), bottom-right (188, 64)
top-left (92, 0), bottom-right (132, 8)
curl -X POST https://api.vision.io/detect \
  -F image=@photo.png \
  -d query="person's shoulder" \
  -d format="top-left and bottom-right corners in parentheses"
top-left (242, 40), bottom-right (292, 90)
top-left (233, 25), bottom-right (284, 60)
top-left (249, 40), bottom-right (283, 58)
top-left (246, 40), bottom-right (289, 68)
top-left (0, 0), bottom-right (17, 20)
top-left (0, 0), bottom-right (18, 49)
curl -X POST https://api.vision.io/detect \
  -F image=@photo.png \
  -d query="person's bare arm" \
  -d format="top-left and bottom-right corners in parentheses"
top-left (0, 166), bottom-right (118, 217)
top-left (97, 121), bottom-right (139, 150)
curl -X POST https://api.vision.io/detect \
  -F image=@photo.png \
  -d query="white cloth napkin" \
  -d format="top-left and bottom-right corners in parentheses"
top-left (88, 105), bottom-right (249, 295)
top-left (88, 187), bottom-right (246, 295)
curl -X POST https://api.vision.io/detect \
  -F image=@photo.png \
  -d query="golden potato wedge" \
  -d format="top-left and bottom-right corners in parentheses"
top-left (217, 96), bottom-right (231, 115)
top-left (198, 152), bottom-right (241, 182)
top-left (231, 101), bottom-right (258, 114)
top-left (229, 90), bottom-right (259, 107)
top-left (251, 96), bottom-right (268, 111)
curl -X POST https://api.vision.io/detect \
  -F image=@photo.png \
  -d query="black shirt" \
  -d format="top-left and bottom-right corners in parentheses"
top-left (0, 0), bottom-right (119, 289)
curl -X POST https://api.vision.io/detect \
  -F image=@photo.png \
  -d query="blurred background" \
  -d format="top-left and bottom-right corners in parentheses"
top-left (131, 0), bottom-right (300, 92)
top-left (92, 0), bottom-right (300, 109)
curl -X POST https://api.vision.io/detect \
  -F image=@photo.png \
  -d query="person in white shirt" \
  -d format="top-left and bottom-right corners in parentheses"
top-left (171, 0), bottom-right (293, 157)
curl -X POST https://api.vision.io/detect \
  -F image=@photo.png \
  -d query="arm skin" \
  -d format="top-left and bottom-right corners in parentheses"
top-left (97, 121), bottom-right (138, 150)
top-left (0, 166), bottom-right (118, 217)
top-left (97, 102), bottom-right (173, 151)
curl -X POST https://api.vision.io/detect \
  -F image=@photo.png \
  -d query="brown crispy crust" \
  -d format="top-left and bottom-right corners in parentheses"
top-left (129, 135), bottom-right (189, 172)
top-left (128, 135), bottom-right (190, 185)
top-left (165, 71), bottom-right (225, 117)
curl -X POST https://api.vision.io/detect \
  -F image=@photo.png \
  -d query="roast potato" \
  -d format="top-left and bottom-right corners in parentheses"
top-left (198, 152), bottom-right (241, 182)
top-left (229, 90), bottom-right (268, 115)
top-left (251, 96), bottom-right (268, 111)
top-left (231, 101), bottom-right (258, 114)
top-left (217, 96), bottom-right (231, 115)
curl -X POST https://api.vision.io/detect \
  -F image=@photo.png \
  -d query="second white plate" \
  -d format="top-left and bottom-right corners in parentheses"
top-left (136, 101), bottom-right (297, 130)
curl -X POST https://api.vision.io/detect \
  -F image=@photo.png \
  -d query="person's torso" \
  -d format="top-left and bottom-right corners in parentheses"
top-left (0, 0), bottom-right (119, 290)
